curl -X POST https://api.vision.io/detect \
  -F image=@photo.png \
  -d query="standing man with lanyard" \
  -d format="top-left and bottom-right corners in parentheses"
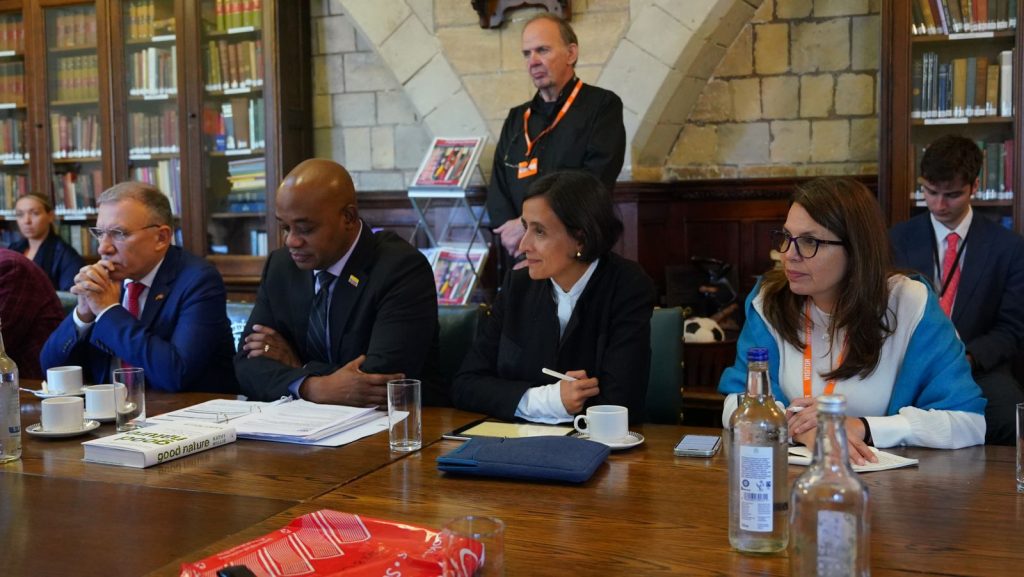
top-left (488, 12), bottom-right (626, 266)
top-left (891, 134), bottom-right (1024, 445)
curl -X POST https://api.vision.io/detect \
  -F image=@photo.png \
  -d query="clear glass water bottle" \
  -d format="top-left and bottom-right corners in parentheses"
top-left (0, 316), bottom-right (22, 463)
top-left (790, 394), bottom-right (870, 576)
top-left (728, 346), bottom-right (788, 553)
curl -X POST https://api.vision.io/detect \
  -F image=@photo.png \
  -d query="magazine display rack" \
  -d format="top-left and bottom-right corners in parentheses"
top-left (408, 136), bottom-right (489, 305)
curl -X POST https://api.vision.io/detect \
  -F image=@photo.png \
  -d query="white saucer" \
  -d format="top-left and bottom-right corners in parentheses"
top-left (84, 413), bottom-right (115, 423)
top-left (26, 420), bottom-right (101, 438)
top-left (23, 388), bottom-right (85, 399)
top-left (571, 431), bottom-right (645, 450)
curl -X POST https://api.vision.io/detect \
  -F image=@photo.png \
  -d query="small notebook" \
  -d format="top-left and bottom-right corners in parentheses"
top-left (788, 445), bottom-right (919, 473)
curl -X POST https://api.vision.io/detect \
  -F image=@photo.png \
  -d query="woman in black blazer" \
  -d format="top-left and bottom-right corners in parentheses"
top-left (453, 171), bottom-right (655, 424)
top-left (10, 193), bottom-right (83, 291)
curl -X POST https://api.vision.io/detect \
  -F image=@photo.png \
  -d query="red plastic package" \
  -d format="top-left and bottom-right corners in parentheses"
top-left (179, 509), bottom-right (484, 577)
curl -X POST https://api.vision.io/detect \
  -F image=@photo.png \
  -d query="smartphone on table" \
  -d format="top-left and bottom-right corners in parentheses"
top-left (673, 434), bottom-right (721, 457)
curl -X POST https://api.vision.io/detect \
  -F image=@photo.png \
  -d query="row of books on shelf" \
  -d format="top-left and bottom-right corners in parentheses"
top-left (225, 192), bottom-right (265, 213)
top-left (50, 112), bottom-right (101, 159)
top-left (0, 117), bottom-right (26, 158)
top-left (131, 159), bottom-right (181, 216)
top-left (0, 174), bottom-right (28, 212)
top-left (0, 62), bottom-right (24, 104)
top-left (203, 97), bottom-right (265, 151)
top-left (129, 109), bottom-right (179, 155)
top-left (211, 0), bottom-right (264, 33)
top-left (51, 7), bottom-right (98, 50)
top-left (912, 51), bottom-right (1013, 119)
top-left (52, 168), bottom-right (101, 214)
top-left (0, 13), bottom-right (24, 53)
top-left (127, 0), bottom-right (176, 41)
top-left (128, 46), bottom-right (178, 96)
top-left (58, 222), bottom-right (100, 256)
top-left (249, 229), bottom-right (268, 256)
top-left (205, 39), bottom-right (263, 92)
top-left (912, 139), bottom-right (1015, 200)
top-left (912, 0), bottom-right (1018, 35)
top-left (226, 157), bottom-right (265, 214)
top-left (53, 55), bottom-right (100, 102)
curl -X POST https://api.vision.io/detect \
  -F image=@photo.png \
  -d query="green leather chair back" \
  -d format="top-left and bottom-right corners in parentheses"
top-left (56, 291), bottom-right (77, 316)
top-left (438, 304), bottom-right (486, 386)
top-left (646, 306), bottom-right (684, 424)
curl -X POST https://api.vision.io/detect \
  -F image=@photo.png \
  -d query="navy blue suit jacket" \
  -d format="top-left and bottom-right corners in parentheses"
top-left (890, 213), bottom-right (1024, 372)
top-left (40, 246), bottom-right (238, 392)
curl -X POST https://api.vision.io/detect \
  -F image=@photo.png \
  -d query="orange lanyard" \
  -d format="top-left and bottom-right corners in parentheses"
top-left (522, 79), bottom-right (583, 157)
top-left (802, 301), bottom-right (845, 398)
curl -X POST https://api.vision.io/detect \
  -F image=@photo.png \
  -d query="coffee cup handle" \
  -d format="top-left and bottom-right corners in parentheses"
top-left (573, 414), bottom-right (589, 434)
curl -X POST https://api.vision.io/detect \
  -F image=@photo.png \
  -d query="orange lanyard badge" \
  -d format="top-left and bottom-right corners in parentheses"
top-left (517, 79), bottom-right (584, 180)
top-left (802, 301), bottom-right (845, 398)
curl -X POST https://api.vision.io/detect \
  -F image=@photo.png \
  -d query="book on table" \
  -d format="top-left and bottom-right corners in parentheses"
top-left (82, 420), bottom-right (236, 468)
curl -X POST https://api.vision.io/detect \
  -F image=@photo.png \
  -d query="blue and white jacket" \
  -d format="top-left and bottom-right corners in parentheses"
top-left (719, 275), bottom-right (986, 449)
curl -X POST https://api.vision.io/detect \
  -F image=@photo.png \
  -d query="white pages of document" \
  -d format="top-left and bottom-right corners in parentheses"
top-left (788, 445), bottom-right (919, 472)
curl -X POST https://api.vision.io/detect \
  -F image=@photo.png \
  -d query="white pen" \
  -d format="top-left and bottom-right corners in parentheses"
top-left (542, 367), bottom-right (577, 382)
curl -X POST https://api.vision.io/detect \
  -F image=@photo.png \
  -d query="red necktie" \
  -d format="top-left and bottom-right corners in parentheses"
top-left (939, 232), bottom-right (961, 317)
top-left (126, 281), bottom-right (145, 319)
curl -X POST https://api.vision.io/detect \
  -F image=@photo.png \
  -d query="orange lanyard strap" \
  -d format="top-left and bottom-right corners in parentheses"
top-left (802, 301), bottom-right (844, 398)
top-left (522, 78), bottom-right (584, 157)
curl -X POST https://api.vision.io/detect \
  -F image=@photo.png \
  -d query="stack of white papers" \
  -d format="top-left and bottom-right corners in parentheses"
top-left (151, 399), bottom-right (390, 447)
top-left (788, 445), bottom-right (919, 472)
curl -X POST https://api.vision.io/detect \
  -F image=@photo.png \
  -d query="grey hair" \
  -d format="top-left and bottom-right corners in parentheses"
top-left (97, 181), bottom-right (173, 226)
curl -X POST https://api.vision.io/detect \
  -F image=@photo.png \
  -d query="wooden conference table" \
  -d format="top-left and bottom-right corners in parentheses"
top-left (2, 388), bottom-right (1022, 576)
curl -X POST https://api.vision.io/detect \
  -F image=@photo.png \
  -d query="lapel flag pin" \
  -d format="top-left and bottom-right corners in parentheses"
top-left (348, 275), bottom-right (360, 287)
top-left (154, 293), bottom-right (166, 301)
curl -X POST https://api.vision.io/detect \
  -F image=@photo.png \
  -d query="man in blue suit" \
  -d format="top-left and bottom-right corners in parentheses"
top-left (40, 182), bottom-right (237, 393)
top-left (891, 134), bottom-right (1024, 444)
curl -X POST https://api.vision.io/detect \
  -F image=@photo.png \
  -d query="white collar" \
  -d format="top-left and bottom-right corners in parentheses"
top-left (315, 221), bottom-right (363, 285)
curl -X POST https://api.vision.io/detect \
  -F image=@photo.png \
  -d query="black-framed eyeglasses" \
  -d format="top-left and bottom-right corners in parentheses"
top-left (88, 224), bottom-right (160, 243)
top-left (772, 229), bottom-right (844, 259)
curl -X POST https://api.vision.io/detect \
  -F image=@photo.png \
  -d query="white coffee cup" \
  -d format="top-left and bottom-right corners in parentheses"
top-left (84, 384), bottom-right (122, 420)
top-left (41, 396), bottom-right (85, 432)
top-left (573, 405), bottom-right (629, 442)
top-left (46, 366), bottom-right (84, 395)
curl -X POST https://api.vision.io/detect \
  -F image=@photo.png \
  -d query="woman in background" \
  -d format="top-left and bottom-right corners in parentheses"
top-left (453, 171), bottom-right (655, 424)
top-left (10, 193), bottom-right (83, 290)
top-left (718, 177), bottom-right (985, 462)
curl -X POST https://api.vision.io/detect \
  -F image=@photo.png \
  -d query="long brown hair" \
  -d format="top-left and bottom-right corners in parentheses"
top-left (761, 177), bottom-right (896, 380)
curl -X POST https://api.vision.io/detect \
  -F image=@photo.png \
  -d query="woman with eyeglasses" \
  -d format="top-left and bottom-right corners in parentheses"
top-left (9, 193), bottom-right (84, 291)
top-left (718, 177), bottom-right (985, 462)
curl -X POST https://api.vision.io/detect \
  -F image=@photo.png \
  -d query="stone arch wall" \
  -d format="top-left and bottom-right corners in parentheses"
top-left (311, 0), bottom-right (878, 188)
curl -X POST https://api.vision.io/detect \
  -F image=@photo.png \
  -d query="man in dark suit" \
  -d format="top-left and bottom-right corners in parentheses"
top-left (890, 134), bottom-right (1024, 444)
top-left (235, 159), bottom-right (444, 406)
top-left (40, 182), bottom-right (237, 393)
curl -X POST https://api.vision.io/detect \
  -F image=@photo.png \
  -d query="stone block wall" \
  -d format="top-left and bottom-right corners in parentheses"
top-left (665, 0), bottom-right (881, 179)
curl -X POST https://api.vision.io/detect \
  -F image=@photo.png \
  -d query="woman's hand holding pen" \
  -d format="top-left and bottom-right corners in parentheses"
top-left (788, 396), bottom-right (877, 465)
top-left (552, 369), bottom-right (599, 414)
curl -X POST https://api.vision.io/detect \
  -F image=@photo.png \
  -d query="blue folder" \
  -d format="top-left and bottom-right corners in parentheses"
top-left (436, 436), bottom-right (610, 483)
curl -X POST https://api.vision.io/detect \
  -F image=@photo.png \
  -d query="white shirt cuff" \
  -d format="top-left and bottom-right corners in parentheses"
top-left (514, 382), bottom-right (573, 424)
top-left (72, 307), bottom-right (94, 337)
top-left (863, 414), bottom-right (911, 448)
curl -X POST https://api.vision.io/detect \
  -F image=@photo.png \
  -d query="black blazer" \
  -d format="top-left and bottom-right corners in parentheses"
top-left (235, 224), bottom-right (444, 404)
top-left (891, 212), bottom-right (1024, 372)
top-left (9, 231), bottom-right (84, 291)
top-left (452, 253), bottom-right (655, 423)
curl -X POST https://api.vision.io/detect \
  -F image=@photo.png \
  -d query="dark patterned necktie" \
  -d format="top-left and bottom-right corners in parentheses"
top-left (307, 271), bottom-right (336, 362)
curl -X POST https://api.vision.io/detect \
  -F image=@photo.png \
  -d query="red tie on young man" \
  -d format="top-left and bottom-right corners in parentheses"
top-left (939, 232), bottom-right (960, 317)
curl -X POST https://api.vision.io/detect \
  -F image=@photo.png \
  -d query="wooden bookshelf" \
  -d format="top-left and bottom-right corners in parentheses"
top-left (0, 0), bottom-right (310, 270)
top-left (880, 0), bottom-right (1024, 232)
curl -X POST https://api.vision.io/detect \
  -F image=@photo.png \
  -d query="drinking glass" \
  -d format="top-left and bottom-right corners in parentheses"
top-left (113, 367), bottom-right (146, 432)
